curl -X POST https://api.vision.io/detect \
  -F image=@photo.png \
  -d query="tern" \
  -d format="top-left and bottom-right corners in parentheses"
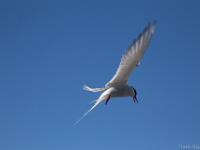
top-left (75, 21), bottom-right (156, 124)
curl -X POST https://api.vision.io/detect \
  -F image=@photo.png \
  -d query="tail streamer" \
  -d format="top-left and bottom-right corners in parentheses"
top-left (74, 99), bottom-right (101, 125)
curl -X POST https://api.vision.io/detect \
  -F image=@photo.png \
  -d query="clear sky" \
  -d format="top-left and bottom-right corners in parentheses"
top-left (1, 0), bottom-right (200, 150)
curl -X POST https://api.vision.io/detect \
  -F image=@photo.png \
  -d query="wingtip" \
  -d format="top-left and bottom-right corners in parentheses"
top-left (83, 84), bottom-right (87, 90)
top-left (83, 84), bottom-right (89, 91)
top-left (147, 20), bottom-right (157, 28)
top-left (148, 20), bottom-right (157, 34)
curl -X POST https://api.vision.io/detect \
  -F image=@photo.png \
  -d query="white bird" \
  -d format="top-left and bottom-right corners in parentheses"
top-left (75, 21), bottom-right (156, 124)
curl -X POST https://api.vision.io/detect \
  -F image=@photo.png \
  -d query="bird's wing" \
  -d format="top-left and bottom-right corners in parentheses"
top-left (106, 21), bottom-right (156, 87)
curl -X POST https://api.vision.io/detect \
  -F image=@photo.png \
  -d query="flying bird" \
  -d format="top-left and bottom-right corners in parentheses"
top-left (75, 21), bottom-right (156, 124)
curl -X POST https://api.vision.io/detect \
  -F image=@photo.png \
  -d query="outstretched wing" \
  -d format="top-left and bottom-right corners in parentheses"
top-left (106, 21), bottom-right (156, 87)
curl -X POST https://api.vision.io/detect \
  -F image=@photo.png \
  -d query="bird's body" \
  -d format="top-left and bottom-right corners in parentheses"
top-left (111, 85), bottom-right (135, 98)
top-left (84, 84), bottom-right (135, 98)
top-left (75, 21), bottom-right (156, 124)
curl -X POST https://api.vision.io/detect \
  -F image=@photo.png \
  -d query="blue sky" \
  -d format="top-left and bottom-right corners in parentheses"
top-left (0, 0), bottom-right (200, 149)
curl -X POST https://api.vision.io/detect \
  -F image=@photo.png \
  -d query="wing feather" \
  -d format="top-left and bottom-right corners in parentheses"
top-left (106, 21), bottom-right (156, 87)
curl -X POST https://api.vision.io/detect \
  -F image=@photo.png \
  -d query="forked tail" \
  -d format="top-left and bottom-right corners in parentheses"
top-left (74, 87), bottom-right (112, 125)
top-left (74, 99), bottom-right (101, 125)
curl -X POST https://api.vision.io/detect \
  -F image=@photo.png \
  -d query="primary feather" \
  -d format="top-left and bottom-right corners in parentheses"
top-left (106, 21), bottom-right (156, 87)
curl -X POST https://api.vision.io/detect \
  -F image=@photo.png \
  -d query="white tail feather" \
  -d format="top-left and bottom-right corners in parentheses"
top-left (83, 85), bottom-right (106, 93)
top-left (74, 87), bottom-right (113, 125)
top-left (74, 99), bottom-right (102, 125)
